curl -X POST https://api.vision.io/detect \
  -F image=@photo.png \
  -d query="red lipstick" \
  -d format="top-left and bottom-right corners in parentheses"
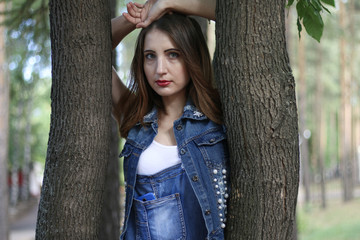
top-left (156, 80), bottom-right (171, 87)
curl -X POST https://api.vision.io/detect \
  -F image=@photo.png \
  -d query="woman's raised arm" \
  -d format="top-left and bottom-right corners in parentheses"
top-left (111, 13), bottom-right (136, 115)
top-left (112, 12), bottom-right (136, 49)
top-left (123, 0), bottom-right (215, 28)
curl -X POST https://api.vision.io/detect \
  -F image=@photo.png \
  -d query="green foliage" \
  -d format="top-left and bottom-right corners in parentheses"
top-left (0, 0), bottom-right (49, 43)
top-left (2, 0), bottom-right (51, 168)
top-left (287, 0), bottom-right (335, 42)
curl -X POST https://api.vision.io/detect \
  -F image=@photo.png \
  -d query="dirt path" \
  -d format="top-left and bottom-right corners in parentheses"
top-left (9, 199), bottom-right (38, 240)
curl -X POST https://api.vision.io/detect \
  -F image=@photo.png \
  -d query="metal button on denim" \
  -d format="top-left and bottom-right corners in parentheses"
top-left (192, 175), bottom-right (199, 182)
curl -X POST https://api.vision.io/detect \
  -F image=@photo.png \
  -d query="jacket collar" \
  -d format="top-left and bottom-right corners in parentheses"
top-left (143, 101), bottom-right (207, 124)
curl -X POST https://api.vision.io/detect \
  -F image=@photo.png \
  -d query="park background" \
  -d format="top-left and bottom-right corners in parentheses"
top-left (0, 0), bottom-right (359, 239)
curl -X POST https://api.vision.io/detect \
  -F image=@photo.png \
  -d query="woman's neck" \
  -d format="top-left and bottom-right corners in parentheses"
top-left (155, 95), bottom-right (187, 146)
top-left (160, 95), bottom-right (187, 121)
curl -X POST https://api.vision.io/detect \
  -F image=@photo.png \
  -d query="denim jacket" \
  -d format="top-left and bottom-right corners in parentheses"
top-left (119, 103), bottom-right (229, 240)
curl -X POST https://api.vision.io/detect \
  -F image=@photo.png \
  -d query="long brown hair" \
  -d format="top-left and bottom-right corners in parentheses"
top-left (115, 13), bottom-right (223, 138)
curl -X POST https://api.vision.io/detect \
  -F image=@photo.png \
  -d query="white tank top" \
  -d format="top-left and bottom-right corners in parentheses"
top-left (137, 140), bottom-right (182, 176)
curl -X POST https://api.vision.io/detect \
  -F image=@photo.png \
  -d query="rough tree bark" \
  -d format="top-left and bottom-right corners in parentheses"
top-left (98, 0), bottom-right (121, 238)
top-left (214, 1), bottom-right (299, 239)
top-left (0, 2), bottom-right (9, 239)
top-left (35, 1), bottom-right (112, 239)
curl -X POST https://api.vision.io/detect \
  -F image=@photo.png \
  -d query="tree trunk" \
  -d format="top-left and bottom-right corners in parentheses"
top-left (98, 0), bottom-right (121, 238)
top-left (21, 93), bottom-right (33, 201)
top-left (0, 2), bottom-right (9, 239)
top-left (339, 0), bottom-right (353, 202)
top-left (297, 32), bottom-right (311, 206)
top-left (313, 45), bottom-right (326, 208)
top-left (10, 100), bottom-right (23, 207)
top-left (349, 0), bottom-right (359, 186)
top-left (355, 106), bottom-right (360, 185)
top-left (99, 117), bottom-right (120, 240)
top-left (214, 1), bottom-right (299, 239)
top-left (36, 1), bottom-right (112, 239)
top-left (318, 110), bottom-right (327, 208)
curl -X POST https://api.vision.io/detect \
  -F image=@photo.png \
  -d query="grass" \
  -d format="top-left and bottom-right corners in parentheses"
top-left (297, 197), bottom-right (360, 240)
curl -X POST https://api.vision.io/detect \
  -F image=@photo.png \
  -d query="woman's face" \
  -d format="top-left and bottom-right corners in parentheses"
top-left (143, 28), bottom-right (190, 103)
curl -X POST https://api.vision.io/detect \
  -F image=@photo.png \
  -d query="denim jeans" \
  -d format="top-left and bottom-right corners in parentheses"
top-left (125, 163), bottom-right (207, 240)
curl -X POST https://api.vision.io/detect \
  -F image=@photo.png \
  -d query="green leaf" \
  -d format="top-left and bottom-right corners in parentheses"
top-left (292, 0), bottom-right (335, 41)
top-left (297, 17), bottom-right (302, 39)
top-left (302, 9), bottom-right (324, 42)
top-left (296, 1), bottom-right (307, 19)
top-left (287, 0), bottom-right (295, 7)
top-left (320, 2), bottom-right (331, 14)
top-left (321, 0), bottom-right (335, 7)
top-left (310, 0), bottom-right (322, 11)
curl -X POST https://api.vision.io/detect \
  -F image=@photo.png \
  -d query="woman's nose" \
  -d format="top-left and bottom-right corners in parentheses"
top-left (156, 57), bottom-right (167, 75)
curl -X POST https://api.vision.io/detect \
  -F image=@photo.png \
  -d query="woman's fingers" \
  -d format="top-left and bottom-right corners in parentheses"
top-left (122, 12), bottom-right (137, 24)
top-left (123, 2), bottom-right (143, 25)
top-left (133, 2), bottom-right (144, 9)
top-left (127, 2), bottom-right (142, 18)
top-left (125, 0), bottom-right (167, 28)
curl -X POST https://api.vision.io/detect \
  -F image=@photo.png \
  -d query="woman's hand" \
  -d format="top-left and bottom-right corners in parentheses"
top-left (123, 0), bottom-right (215, 29)
top-left (123, 0), bottom-right (170, 28)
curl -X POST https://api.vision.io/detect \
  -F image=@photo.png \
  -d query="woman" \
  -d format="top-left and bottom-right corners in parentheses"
top-left (111, 1), bottom-right (229, 239)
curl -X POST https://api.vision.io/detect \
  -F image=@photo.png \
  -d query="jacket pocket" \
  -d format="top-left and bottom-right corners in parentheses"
top-left (133, 193), bottom-right (186, 240)
top-left (194, 131), bottom-right (228, 166)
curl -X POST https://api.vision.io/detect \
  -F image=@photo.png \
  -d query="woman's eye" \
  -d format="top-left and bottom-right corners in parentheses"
top-left (145, 53), bottom-right (156, 60)
top-left (168, 52), bottom-right (179, 58)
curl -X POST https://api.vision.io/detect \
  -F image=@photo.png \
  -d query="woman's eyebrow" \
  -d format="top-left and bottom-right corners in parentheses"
top-left (164, 48), bottom-right (180, 52)
top-left (144, 49), bottom-right (155, 53)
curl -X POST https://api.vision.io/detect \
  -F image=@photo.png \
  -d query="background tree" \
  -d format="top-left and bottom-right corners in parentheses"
top-left (313, 44), bottom-right (326, 208)
top-left (214, 0), bottom-right (299, 238)
top-left (0, 0), bottom-right (51, 211)
top-left (35, 0), bottom-right (112, 238)
top-left (339, 0), bottom-right (353, 202)
top-left (349, 0), bottom-right (359, 187)
top-left (297, 32), bottom-right (311, 206)
top-left (0, 2), bottom-right (9, 239)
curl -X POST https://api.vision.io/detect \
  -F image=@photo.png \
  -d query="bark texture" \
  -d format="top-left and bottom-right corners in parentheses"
top-left (99, 118), bottom-right (120, 240)
top-left (36, 1), bottom-right (112, 239)
top-left (98, 0), bottom-right (121, 238)
top-left (214, 1), bottom-right (299, 239)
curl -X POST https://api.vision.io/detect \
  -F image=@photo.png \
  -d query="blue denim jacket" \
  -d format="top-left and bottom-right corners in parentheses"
top-left (120, 103), bottom-right (229, 240)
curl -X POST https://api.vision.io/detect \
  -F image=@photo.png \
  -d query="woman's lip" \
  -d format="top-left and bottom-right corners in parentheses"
top-left (155, 80), bottom-right (171, 87)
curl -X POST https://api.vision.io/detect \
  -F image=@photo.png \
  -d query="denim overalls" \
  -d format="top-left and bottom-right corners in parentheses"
top-left (120, 103), bottom-right (229, 240)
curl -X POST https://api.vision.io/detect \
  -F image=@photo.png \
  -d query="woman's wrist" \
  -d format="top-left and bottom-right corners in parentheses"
top-left (111, 15), bottom-right (136, 49)
top-left (164, 0), bottom-right (215, 21)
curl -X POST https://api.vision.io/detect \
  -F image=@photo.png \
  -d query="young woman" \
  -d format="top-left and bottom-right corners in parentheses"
top-left (111, 1), bottom-right (229, 239)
